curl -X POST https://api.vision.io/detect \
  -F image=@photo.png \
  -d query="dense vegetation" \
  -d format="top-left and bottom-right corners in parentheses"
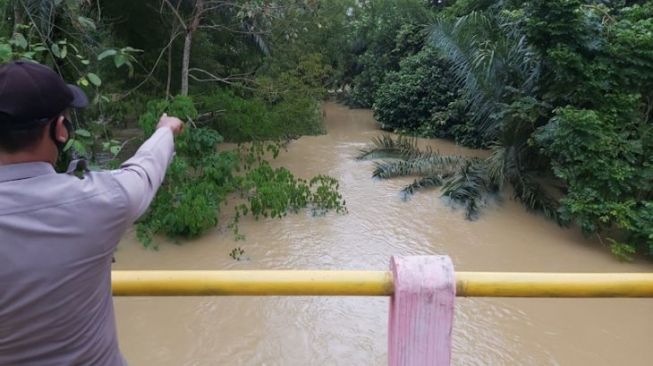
top-left (2, 0), bottom-right (651, 258)
top-left (344, 0), bottom-right (653, 259)
top-left (0, 0), bottom-right (349, 247)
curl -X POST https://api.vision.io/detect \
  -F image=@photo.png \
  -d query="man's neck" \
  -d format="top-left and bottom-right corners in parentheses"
top-left (0, 152), bottom-right (54, 166)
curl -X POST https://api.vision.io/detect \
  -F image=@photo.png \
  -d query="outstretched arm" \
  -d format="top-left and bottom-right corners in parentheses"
top-left (111, 114), bottom-right (184, 223)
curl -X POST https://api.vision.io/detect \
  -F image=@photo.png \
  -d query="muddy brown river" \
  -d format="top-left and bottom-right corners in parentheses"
top-left (114, 103), bottom-right (652, 365)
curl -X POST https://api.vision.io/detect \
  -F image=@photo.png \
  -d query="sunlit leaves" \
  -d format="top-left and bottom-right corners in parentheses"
top-left (86, 73), bottom-right (102, 87)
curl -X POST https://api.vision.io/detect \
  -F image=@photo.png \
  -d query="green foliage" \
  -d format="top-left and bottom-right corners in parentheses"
top-left (96, 93), bottom-right (150, 127)
top-left (372, 47), bottom-right (484, 147)
top-left (196, 89), bottom-right (323, 142)
top-left (523, 0), bottom-right (653, 256)
top-left (229, 152), bottom-right (347, 240)
top-left (609, 239), bottom-right (636, 262)
top-left (358, 135), bottom-right (498, 219)
top-left (373, 48), bottom-right (457, 131)
top-left (234, 163), bottom-right (346, 222)
top-left (270, 53), bottom-right (333, 100)
top-left (7, 0), bottom-right (651, 259)
top-left (136, 97), bottom-right (345, 247)
top-left (370, 0), bottom-right (653, 257)
top-left (97, 47), bottom-right (141, 77)
top-left (349, 4), bottom-right (556, 224)
top-left (342, 0), bottom-right (435, 107)
top-left (429, 9), bottom-right (542, 139)
top-left (523, 0), bottom-right (586, 53)
top-left (136, 96), bottom-right (234, 247)
top-left (139, 96), bottom-right (198, 136)
top-left (360, 134), bottom-right (560, 221)
top-left (137, 175), bottom-right (223, 242)
top-left (535, 103), bottom-right (652, 253)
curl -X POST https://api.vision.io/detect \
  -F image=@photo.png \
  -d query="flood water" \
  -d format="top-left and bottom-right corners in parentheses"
top-left (114, 103), bottom-right (652, 365)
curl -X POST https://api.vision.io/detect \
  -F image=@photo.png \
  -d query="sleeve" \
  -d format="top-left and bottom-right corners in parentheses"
top-left (110, 127), bottom-right (175, 223)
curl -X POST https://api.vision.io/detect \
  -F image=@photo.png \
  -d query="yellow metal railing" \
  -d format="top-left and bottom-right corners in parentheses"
top-left (112, 271), bottom-right (653, 298)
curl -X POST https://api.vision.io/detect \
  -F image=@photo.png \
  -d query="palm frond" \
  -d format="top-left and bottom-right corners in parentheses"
top-left (359, 135), bottom-right (558, 223)
top-left (357, 135), bottom-right (423, 160)
top-left (441, 160), bottom-right (497, 220)
top-left (373, 154), bottom-right (470, 179)
top-left (400, 175), bottom-right (444, 201)
top-left (428, 11), bottom-right (541, 141)
top-left (509, 172), bottom-right (561, 223)
top-left (485, 144), bottom-right (506, 187)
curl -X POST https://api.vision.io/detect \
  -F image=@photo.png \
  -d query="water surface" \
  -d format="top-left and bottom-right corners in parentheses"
top-left (114, 102), bottom-right (652, 365)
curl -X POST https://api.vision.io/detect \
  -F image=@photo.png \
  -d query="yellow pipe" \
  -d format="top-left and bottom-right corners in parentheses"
top-left (111, 271), bottom-right (653, 298)
top-left (112, 271), bottom-right (394, 297)
top-left (456, 272), bottom-right (653, 298)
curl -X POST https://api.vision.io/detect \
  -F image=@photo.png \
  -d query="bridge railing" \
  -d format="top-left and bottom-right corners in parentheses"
top-left (112, 270), bottom-right (653, 297)
top-left (111, 256), bottom-right (653, 366)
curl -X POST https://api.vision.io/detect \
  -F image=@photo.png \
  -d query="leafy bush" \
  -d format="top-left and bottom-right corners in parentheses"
top-left (526, 1), bottom-right (653, 256)
top-left (196, 89), bottom-right (323, 142)
top-left (373, 48), bottom-right (452, 130)
top-left (231, 163), bottom-right (347, 237)
top-left (96, 93), bottom-right (151, 127)
top-left (341, 0), bottom-right (435, 107)
top-left (136, 96), bottom-right (236, 246)
top-left (535, 100), bottom-right (653, 254)
top-left (135, 96), bottom-right (345, 247)
top-left (373, 48), bottom-right (483, 147)
top-left (348, 51), bottom-right (390, 108)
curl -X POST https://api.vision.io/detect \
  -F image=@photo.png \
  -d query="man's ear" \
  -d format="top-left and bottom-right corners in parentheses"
top-left (54, 116), bottom-right (69, 144)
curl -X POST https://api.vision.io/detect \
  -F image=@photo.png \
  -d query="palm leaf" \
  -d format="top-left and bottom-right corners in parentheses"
top-left (441, 160), bottom-right (496, 220)
top-left (357, 135), bottom-right (422, 160)
top-left (428, 11), bottom-right (541, 141)
top-left (509, 172), bottom-right (560, 223)
top-left (485, 144), bottom-right (507, 187)
top-left (400, 175), bottom-right (444, 201)
top-left (373, 154), bottom-right (470, 179)
top-left (359, 135), bottom-right (558, 223)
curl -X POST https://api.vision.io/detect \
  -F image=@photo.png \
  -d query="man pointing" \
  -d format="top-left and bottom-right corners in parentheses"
top-left (0, 61), bottom-right (183, 365)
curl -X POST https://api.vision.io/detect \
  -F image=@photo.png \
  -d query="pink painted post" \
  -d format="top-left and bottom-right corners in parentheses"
top-left (388, 256), bottom-right (456, 366)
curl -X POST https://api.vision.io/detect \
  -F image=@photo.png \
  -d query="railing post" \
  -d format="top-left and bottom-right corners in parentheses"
top-left (388, 256), bottom-right (456, 366)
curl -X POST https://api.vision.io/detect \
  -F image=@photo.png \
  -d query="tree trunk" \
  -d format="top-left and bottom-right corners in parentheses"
top-left (166, 42), bottom-right (173, 99)
top-left (13, 1), bottom-right (25, 32)
top-left (180, 31), bottom-right (192, 96)
top-left (179, 0), bottom-right (204, 96)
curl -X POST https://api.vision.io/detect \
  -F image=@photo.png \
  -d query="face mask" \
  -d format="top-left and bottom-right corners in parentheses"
top-left (48, 117), bottom-right (74, 153)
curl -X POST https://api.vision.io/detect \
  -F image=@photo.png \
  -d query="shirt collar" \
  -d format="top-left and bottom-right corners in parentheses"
top-left (0, 162), bottom-right (56, 183)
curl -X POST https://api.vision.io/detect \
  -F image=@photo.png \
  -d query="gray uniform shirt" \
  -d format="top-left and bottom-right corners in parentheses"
top-left (0, 128), bottom-right (174, 365)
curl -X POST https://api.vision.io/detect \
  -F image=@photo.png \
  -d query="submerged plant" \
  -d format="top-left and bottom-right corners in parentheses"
top-left (358, 135), bottom-right (558, 221)
top-left (136, 97), bottom-right (347, 248)
top-left (229, 247), bottom-right (246, 261)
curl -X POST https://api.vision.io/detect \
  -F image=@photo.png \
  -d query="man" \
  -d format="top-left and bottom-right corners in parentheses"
top-left (0, 61), bottom-right (183, 365)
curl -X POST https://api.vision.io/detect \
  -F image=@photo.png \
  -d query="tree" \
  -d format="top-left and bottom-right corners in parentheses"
top-left (161, 0), bottom-right (305, 96)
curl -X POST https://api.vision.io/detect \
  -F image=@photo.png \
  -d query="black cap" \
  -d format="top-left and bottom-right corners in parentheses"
top-left (0, 61), bottom-right (89, 126)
